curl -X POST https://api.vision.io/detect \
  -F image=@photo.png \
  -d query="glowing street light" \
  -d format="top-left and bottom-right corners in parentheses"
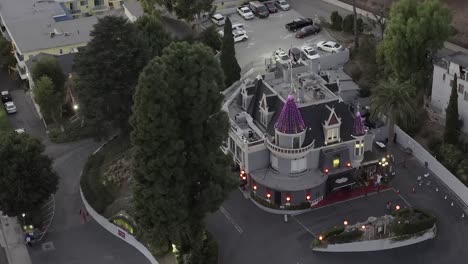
top-left (73, 104), bottom-right (79, 111)
top-left (319, 235), bottom-right (323, 241)
top-left (344, 220), bottom-right (348, 226)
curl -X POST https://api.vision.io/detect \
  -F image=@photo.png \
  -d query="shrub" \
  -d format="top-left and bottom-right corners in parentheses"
top-left (342, 14), bottom-right (354, 33)
top-left (327, 229), bottom-right (363, 244)
top-left (428, 137), bottom-right (442, 155)
top-left (330, 11), bottom-right (343, 31)
top-left (349, 64), bottom-right (362, 81)
top-left (391, 208), bottom-right (436, 236)
top-left (438, 143), bottom-right (464, 172)
top-left (323, 226), bottom-right (345, 239)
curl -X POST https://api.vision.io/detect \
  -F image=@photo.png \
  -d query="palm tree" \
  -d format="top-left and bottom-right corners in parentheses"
top-left (370, 78), bottom-right (417, 145)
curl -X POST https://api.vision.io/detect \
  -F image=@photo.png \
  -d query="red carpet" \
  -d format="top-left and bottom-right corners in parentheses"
top-left (311, 183), bottom-right (390, 209)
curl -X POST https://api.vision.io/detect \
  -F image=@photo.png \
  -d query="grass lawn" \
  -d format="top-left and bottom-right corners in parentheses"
top-left (0, 106), bottom-right (11, 131)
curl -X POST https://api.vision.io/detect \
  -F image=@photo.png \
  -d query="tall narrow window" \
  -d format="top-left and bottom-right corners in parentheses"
top-left (293, 137), bottom-right (300, 149)
top-left (355, 142), bottom-right (360, 156)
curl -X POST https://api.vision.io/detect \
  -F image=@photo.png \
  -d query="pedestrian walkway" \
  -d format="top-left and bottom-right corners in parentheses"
top-left (0, 214), bottom-right (32, 264)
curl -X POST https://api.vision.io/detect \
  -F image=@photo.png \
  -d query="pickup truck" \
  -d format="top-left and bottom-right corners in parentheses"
top-left (237, 6), bottom-right (254, 20)
top-left (285, 18), bottom-right (313, 32)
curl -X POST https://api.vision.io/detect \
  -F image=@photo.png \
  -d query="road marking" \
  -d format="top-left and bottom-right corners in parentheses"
top-left (393, 188), bottom-right (412, 207)
top-left (291, 215), bottom-right (317, 238)
top-left (280, 34), bottom-right (294, 39)
top-left (219, 206), bottom-right (244, 234)
top-left (292, 189), bottom-right (394, 216)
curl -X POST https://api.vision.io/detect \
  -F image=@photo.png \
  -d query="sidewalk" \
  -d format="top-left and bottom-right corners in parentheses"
top-left (0, 214), bottom-right (32, 264)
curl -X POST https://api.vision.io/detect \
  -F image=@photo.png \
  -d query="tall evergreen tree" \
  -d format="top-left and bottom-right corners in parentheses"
top-left (32, 56), bottom-right (66, 93)
top-left (34, 76), bottom-right (64, 124)
top-left (444, 74), bottom-right (459, 144)
top-left (74, 16), bottom-right (148, 137)
top-left (136, 15), bottom-right (171, 59)
top-left (0, 132), bottom-right (58, 217)
top-left (131, 42), bottom-right (235, 257)
top-left (220, 17), bottom-right (241, 88)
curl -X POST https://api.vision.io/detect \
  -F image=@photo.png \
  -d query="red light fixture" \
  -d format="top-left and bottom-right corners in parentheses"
top-left (241, 170), bottom-right (245, 174)
top-left (324, 168), bottom-right (329, 173)
top-left (242, 176), bottom-right (246, 180)
top-left (253, 185), bottom-right (257, 190)
top-left (286, 196), bottom-right (291, 202)
top-left (306, 195), bottom-right (311, 201)
top-left (396, 205), bottom-right (400, 210)
top-left (266, 193), bottom-right (271, 199)
top-left (346, 162), bottom-right (351, 167)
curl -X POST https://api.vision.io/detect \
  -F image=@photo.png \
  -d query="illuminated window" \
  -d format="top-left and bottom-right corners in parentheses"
top-left (333, 158), bottom-right (340, 168)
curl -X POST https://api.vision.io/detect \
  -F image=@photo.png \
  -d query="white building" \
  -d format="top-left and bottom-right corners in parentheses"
top-left (431, 48), bottom-right (468, 133)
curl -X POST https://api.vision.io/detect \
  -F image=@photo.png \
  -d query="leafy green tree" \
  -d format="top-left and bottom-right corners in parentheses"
top-left (370, 78), bottom-right (417, 145)
top-left (343, 14), bottom-right (354, 33)
top-left (32, 57), bottom-right (66, 92)
top-left (142, 0), bottom-right (214, 21)
top-left (330, 11), bottom-right (343, 31)
top-left (444, 74), bottom-right (459, 144)
top-left (379, 0), bottom-right (452, 92)
top-left (438, 143), bottom-right (463, 172)
top-left (74, 16), bottom-right (148, 137)
top-left (136, 15), bottom-right (171, 59)
top-left (131, 42), bottom-right (235, 257)
top-left (199, 25), bottom-right (222, 52)
top-left (220, 17), bottom-right (241, 88)
top-left (0, 36), bottom-right (16, 70)
top-left (0, 132), bottom-right (58, 217)
top-left (33, 76), bottom-right (64, 124)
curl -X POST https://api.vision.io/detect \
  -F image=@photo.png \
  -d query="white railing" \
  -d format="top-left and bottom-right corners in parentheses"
top-left (266, 138), bottom-right (315, 158)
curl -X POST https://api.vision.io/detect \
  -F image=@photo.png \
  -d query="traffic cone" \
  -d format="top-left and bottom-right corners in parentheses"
top-left (412, 187), bottom-right (415, 193)
top-left (436, 187), bottom-right (438, 192)
top-left (462, 213), bottom-right (465, 218)
top-left (451, 202), bottom-right (454, 206)
top-left (396, 189), bottom-right (400, 194)
top-left (444, 195), bottom-right (447, 200)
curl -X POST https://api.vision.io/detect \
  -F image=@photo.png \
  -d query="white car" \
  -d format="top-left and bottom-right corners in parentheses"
top-left (316, 41), bottom-right (345, 53)
top-left (15, 128), bottom-right (25, 134)
top-left (210, 14), bottom-right (225, 26)
top-left (233, 31), bottom-right (249, 42)
top-left (301, 46), bottom-right (320, 60)
top-left (237, 6), bottom-right (254, 20)
top-left (218, 24), bottom-right (246, 37)
top-left (4, 101), bottom-right (16, 114)
top-left (275, 0), bottom-right (290, 11)
top-left (274, 48), bottom-right (290, 63)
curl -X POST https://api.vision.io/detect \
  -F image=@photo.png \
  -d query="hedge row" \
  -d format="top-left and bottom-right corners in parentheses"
top-left (327, 229), bottom-right (364, 244)
top-left (391, 208), bottom-right (436, 236)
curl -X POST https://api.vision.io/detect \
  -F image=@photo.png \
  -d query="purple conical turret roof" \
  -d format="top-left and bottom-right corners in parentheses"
top-left (275, 95), bottom-right (306, 134)
top-left (352, 111), bottom-right (366, 136)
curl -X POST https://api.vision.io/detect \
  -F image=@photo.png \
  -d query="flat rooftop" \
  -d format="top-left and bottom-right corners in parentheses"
top-left (0, 0), bottom-right (123, 54)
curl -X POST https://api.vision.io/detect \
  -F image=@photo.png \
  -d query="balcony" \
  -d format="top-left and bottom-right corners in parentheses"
top-left (70, 9), bottom-right (82, 14)
top-left (266, 137), bottom-right (315, 159)
top-left (93, 4), bottom-right (109, 12)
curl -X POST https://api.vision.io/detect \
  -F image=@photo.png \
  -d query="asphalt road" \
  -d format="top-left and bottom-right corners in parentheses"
top-left (0, 69), bottom-right (150, 264)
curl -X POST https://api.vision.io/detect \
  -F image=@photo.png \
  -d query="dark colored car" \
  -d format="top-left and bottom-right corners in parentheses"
top-left (1, 91), bottom-right (12, 103)
top-left (249, 1), bottom-right (269, 18)
top-left (285, 18), bottom-right (314, 31)
top-left (264, 1), bottom-right (278, 13)
top-left (295, 25), bottom-right (321, 38)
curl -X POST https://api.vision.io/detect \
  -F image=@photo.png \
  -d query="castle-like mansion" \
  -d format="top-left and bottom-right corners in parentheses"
top-left (223, 61), bottom-right (375, 206)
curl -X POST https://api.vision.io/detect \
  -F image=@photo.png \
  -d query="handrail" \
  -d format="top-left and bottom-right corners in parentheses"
top-left (266, 137), bottom-right (314, 156)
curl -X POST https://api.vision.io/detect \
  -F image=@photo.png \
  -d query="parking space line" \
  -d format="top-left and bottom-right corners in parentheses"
top-left (220, 206), bottom-right (244, 234)
top-left (291, 215), bottom-right (318, 238)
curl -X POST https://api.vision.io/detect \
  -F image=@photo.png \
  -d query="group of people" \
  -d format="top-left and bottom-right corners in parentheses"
top-left (25, 232), bottom-right (35, 247)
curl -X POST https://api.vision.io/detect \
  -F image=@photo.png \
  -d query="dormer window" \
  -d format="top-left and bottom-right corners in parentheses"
top-left (259, 93), bottom-right (269, 127)
top-left (322, 106), bottom-right (342, 145)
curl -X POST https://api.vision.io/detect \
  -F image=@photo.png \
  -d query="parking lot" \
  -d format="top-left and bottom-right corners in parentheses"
top-left (208, 9), bottom-right (338, 68)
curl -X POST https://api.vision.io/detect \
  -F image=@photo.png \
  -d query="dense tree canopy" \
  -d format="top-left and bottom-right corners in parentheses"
top-left (34, 76), bottom-right (63, 124)
top-left (199, 25), bottom-right (222, 52)
top-left (220, 17), bottom-right (241, 88)
top-left (370, 78), bottom-right (417, 144)
top-left (379, 0), bottom-right (452, 91)
top-left (32, 56), bottom-right (66, 92)
top-left (136, 15), bottom-right (171, 59)
top-left (142, 0), bottom-right (214, 21)
top-left (0, 132), bottom-right (58, 216)
top-left (0, 36), bottom-right (16, 70)
top-left (131, 42), bottom-right (234, 258)
top-left (74, 16), bottom-right (148, 136)
top-left (444, 74), bottom-right (459, 144)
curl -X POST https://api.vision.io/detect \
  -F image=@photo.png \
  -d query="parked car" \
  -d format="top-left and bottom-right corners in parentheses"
top-left (218, 24), bottom-right (247, 37)
top-left (288, 47), bottom-right (302, 63)
top-left (274, 48), bottom-right (290, 63)
top-left (249, 1), bottom-right (269, 18)
top-left (301, 46), bottom-right (320, 60)
top-left (295, 25), bottom-right (321, 38)
top-left (285, 18), bottom-right (313, 32)
top-left (210, 14), bottom-right (225, 26)
top-left (316, 41), bottom-right (345, 53)
top-left (15, 128), bottom-right (25, 134)
top-left (237, 6), bottom-right (254, 19)
top-left (275, 0), bottom-right (290, 10)
top-left (1, 91), bottom-right (12, 103)
top-left (233, 31), bottom-right (249, 42)
top-left (4, 101), bottom-right (16, 114)
top-left (263, 1), bottom-right (278, 13)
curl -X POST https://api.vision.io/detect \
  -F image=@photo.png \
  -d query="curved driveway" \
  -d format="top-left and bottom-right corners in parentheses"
top-left (4, 82), bottom-right (150, 264)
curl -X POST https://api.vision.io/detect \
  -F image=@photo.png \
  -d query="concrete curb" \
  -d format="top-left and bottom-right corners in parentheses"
top-left (249, 195), bottom-right (311, 215)
top-left (313, 224), bottom-right (436, 252)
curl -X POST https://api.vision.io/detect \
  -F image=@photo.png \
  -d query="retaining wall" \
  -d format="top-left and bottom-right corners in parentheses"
top-left (394, 126), bottom-right (468, 211)
top-left (313, 225), bottom-right (436, 252)
top-left (80, 189), bottom-right (159, 264)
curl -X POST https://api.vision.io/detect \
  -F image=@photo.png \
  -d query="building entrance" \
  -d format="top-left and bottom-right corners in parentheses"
top-left (274, 191), bottom-right (281, 205)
